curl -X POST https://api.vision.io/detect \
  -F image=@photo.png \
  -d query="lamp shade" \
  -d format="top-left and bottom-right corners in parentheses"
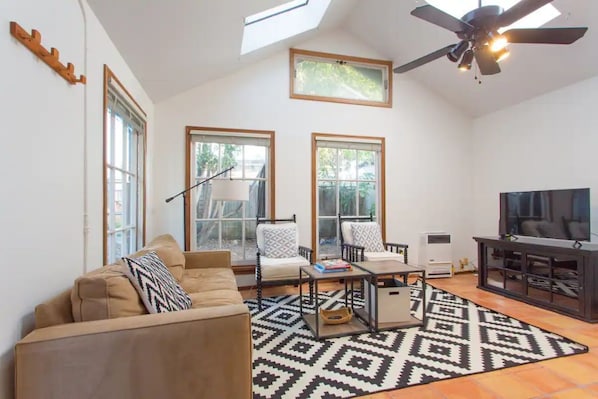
top-left (211, 180), bottom-right (249, 201)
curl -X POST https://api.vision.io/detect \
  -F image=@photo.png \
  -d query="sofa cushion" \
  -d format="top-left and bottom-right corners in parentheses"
top-left (189, 289), bottom-right (244, 308)
top-left (259, 256), bottom-right (310, 281)
top-left (122, 251), bottom-right (192, 314)
top-left (124, 234), bottom-right (185, 281)
top-left (180, 268), bottom-right (238, 294)
top-left (71, 264), bottom-right (147, 322)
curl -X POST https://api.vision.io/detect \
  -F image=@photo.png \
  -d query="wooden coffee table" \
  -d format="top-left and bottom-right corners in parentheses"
top-left (353, 260), bottom-right (427, 331)
top-left (299, 266), bottom-right (372, 340)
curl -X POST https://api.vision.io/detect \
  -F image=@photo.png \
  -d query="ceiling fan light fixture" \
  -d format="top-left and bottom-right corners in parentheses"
top-left (447, 40), bottom-right (469, 62)
top-left (490, 35), bottom-right (508, 52)
top-left (458, 49), bottom-right (474, 71)
top-left (494, 47), bottom-right (510, 62)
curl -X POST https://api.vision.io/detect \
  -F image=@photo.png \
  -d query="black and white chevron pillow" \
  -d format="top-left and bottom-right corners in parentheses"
top-left (351, 223), bottom-right (385, 252)
top-left (121, 251), bottom-right (192, 313)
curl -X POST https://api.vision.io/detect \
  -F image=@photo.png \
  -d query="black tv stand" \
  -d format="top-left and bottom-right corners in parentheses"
top-left (474, 236), bottom-right (598, 323)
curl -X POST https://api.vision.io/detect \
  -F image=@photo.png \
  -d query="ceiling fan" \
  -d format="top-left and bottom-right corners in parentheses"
top-left (393, 0), bottom-right (588, 75)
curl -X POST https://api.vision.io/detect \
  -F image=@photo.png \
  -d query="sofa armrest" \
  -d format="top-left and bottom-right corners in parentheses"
top-left (184, 249), bottom-right (232, 269)
top-left (15, 304), bottom-right (252, 399)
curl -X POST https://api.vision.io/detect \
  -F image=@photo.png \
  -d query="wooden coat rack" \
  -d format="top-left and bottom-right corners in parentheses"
top-left (10, 21), bottom-right (86, 85)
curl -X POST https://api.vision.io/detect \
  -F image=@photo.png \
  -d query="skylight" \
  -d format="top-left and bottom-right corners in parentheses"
top-left (241, 0), bottom-right (331, 55)
top-left (425, 0), bottom-right (560, 32)
top-left (244, 0), bottom-right (309, 26)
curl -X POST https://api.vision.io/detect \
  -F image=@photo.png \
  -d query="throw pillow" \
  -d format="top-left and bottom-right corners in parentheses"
top-left (351, 223), bottom-right (385, 252)
top-left (263, 226), bottom-right (299, 258)
top-left (121, 251), bottom-right (192, 313)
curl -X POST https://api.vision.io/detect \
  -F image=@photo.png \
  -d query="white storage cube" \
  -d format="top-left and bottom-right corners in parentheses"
top-left (364, 279), bottom-right (411, 323)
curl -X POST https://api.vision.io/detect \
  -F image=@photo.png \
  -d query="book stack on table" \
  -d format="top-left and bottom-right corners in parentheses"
top-left (314, 259), bottom-right (352, 273)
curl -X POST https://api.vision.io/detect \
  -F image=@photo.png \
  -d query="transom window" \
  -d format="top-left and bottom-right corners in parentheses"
top-left (186, 127), bottom-right (274, 265)
top-left (291, 49), bottom-right (393, 108)
top-left (312, 133), bottom-right (386, 258)
top-left (103, 67), bottom-right (146, 264)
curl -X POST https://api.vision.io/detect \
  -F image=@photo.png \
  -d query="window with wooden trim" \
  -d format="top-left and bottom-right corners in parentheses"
top-left (103, 67), bottom-right (146, 264)
top-left (186, 127), bottom-right (274, 265)
top-left (312, 133), bottom-right (386, 258)
top-left (291, 49), bottom-right (392, 108)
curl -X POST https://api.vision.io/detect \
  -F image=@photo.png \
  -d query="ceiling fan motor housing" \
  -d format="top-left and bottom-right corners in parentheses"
top-left (457, 5), bottom-right (503, 42)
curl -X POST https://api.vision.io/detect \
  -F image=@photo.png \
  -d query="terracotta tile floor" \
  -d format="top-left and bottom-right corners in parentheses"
top-left (242, 273), bottom-right (598, 399)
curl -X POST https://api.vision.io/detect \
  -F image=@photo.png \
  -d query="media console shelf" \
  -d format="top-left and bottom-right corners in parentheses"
top-left (474, 236), bottom-right (598, 323)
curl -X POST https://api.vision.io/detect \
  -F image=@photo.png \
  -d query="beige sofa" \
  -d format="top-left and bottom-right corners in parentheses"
top-left (14, 234), bottom-right (252, 399)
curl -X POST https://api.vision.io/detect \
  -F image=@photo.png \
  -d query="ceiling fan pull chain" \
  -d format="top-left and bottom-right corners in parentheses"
top-left (474, 63), bottom-right (482, 85)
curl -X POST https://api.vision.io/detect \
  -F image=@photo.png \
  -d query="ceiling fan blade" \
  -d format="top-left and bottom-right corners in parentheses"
top-left (474, 46), bottom-right (501, 75)
top-left (393, 45), bottom-right (455, 74)
top-left (503, 27), bottom-right (588, 44)
top-left (411, 5), bottom-right (474, 35)
top-left (496, 0), bottom-right (553, 28)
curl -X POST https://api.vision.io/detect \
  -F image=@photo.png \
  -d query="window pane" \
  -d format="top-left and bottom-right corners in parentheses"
top-left (114, 231), bottom-right (123, 260)
top-left (245, 220), bottom-right (257, 261)
top-left (295, 58), bottom-right (386, 102)
top-left (221, 200), bottom-right (243, 219)
top-left (245, 145), bottom-right (266, 178)
top-left (358, 182), bottom-right (376, 216)
top-left (106, 111), bottom-right (113, 165)
top-left (357, 150), bottom-right (375, 180)
top-left (195, 143), bottom-right (220, 178)
top-left (195, 183), bottom-right (216, 219)
top-left (318, 181), bottom-right (337, 216)
top-left (223, 144), bottom-right (242, 177)
top-left (113, 115), bottom-right (124, 170)
top-left (339, 182), bottom-right (357, 216)
top-left (247, 180), bottom-right (265, 219)
top-left (196, 220), bottom-right (219, 248)
top-left (317, 148), bottom-right (337, 179)
top-left (318, 218), bottom-right (338, 257)
top-left (222, 221), bottom-right (243, 258)
top-left (112, 170), bottom-right (123, 230)
top-left (123, 173), bottom-right (133, 226)
top-left (339, 149), bottom-right (357, 180)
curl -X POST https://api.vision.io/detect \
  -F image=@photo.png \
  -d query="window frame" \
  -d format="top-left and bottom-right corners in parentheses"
top-left (185, 126), bottom-right (276, 267)
top-left (290, 48), bottom-right (393, 108)
top-left (103, 65), bottom-right (147, 264)
top-left (311, 133), bottom-right (386, 259)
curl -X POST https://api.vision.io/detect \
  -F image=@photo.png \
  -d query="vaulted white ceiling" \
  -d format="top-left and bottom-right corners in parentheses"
top-left (88, 0), bottom-right (598, 117)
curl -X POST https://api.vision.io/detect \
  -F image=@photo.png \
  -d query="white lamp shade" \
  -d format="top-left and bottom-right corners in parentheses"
top-left (211, 180), bottom-right (249, 201)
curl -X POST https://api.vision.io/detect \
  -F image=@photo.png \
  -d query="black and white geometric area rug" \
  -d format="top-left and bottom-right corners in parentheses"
top-left (245, 283), bottom-right (588, 399)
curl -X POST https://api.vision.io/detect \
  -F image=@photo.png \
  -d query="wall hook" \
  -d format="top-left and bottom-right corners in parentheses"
top-left (10, 21), bottom-right (86, 85)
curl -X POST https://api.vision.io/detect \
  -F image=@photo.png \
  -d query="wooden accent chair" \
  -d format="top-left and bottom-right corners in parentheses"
top-left (255, 214), bottom-right (314, 310)
top-left (338, 213), bottom-right (408, 264)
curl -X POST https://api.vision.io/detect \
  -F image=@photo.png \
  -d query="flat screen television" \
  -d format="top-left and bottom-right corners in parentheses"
top-left (499, 188), bottom-right (591, 241)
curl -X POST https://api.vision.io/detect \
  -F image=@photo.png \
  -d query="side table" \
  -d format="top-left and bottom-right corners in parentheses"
top-left (299, 266), bottom-right (372, 340)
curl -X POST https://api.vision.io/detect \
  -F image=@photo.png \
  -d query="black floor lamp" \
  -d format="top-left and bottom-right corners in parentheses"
top-left (165, 166), bottom-right (249, 250)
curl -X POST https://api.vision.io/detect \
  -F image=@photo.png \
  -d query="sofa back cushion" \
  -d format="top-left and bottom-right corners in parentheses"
top-left (71, 264), bottom-right (147, 322)
top-left (124, 234), bottom-right (186, 281)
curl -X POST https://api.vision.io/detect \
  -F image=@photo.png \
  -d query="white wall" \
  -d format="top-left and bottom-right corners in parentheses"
top-left (472, 75), bottom-right (598, 242)
top-left (152, 30), bottom-right (475, 275)
top-left (0, 1), bottom-right (153, 397)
